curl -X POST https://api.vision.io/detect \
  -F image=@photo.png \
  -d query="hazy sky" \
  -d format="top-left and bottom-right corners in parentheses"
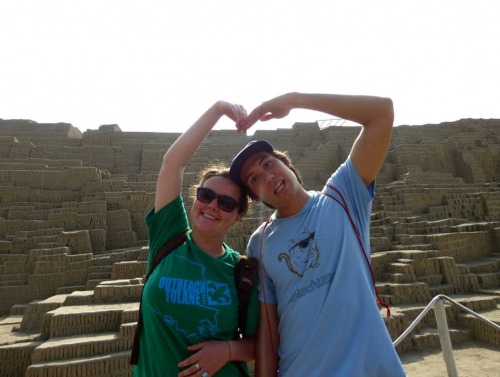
top-left (1, 0), bottom-right (499, 135)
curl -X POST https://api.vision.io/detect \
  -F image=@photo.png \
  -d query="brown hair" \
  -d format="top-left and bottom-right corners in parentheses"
top-left (271, 150), bottom-right (303, 184)
top-left (194, 163), bottom-right (250, 217)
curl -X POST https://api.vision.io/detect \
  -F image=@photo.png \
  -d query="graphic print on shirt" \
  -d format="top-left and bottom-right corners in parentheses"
top-left (153, 254), bottom-right (232, 341)
top-left (278, 229), bottom-right (319, 276)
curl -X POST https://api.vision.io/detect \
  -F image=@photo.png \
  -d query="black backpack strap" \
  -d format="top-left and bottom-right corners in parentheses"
top-left (146, 230), bottom-right (190, 282)
top-left (233, 255), bottom-right (258, 376)
top-left (234, 255), bottom-right (259, 338)
top-left (129, 230), bottom-right (189, 365)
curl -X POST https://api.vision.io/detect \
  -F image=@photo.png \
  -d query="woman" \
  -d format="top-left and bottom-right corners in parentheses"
top-left (133, 101), bottom-right (259, 376)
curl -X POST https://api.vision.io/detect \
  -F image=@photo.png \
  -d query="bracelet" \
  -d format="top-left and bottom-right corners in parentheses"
top-left (226, 340), bottom-right (232, 361)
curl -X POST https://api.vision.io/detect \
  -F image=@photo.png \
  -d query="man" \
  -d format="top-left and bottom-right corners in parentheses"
top-left (229, 92), bottom-right (406, 376)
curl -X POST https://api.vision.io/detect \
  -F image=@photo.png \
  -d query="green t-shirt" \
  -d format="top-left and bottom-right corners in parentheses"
top-left (133, 196), bottom-right (259, 376)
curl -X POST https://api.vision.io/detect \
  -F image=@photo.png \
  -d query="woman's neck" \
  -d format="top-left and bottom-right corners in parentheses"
top-left (191, 231), bottom-right (225, 258)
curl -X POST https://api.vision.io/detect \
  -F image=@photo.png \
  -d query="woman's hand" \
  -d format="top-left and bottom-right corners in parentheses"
top-left (215, 101), bottom-right (247, 129)
top-left (177, 340), bottom-right (231, 377)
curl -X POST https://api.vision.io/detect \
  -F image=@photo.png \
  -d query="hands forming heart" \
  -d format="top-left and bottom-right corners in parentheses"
top-left (217, 93), bottom-right (295, 134)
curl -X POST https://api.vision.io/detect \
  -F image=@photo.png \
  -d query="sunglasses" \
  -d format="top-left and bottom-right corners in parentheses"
top-left (289, 231), bottom-right (316, 250)
top-left (196, 187), bottom-right (240, 213)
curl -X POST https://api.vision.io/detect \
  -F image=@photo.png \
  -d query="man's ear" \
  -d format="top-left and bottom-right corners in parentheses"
top-left (250, 195), bottom-right (261, 202)
top-left (248, 190), bottom-right (260, 202)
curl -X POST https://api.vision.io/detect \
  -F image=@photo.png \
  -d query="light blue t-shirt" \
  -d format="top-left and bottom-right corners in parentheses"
top-left (248, 158), bottom-right (406, 377)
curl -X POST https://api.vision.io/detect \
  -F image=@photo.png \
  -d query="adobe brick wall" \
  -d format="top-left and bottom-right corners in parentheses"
top-left (0, 118), bottom-right (499, 376)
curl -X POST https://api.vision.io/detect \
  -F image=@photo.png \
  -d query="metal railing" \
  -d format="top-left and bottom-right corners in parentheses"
top-left (393, 294), bottom-right (500, 377)
top-left (317, 118), bottom-right (346, 128)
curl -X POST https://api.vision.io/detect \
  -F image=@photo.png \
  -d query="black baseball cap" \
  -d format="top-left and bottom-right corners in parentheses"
top-left (229, 140), bottom-right (274, 187)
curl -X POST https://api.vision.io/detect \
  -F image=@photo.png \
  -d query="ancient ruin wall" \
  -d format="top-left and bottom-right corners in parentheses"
top-left (0, 118), bottom-right (499, 377)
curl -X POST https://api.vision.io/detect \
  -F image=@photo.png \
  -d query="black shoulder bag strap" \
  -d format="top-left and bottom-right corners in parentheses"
top-left (233, 255), bottom-right (259, 376)
top-left (129, 230), bottom-right (189, 365)
top-left (234, 255), bottom-right (259, 338)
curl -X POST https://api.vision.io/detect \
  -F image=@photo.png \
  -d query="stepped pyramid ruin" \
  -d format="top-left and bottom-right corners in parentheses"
top-left (0, 118), bottom-right (499, 377)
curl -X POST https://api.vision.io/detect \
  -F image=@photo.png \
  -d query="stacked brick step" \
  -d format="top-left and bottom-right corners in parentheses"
top-left (1, 118), bottom-right (499, 376)
top-left (372, 245), bottom-right (500, 352)
top-left (24, 286), bottom-right (140, 377)
top-left (390, 295), bottom-right (499, 353)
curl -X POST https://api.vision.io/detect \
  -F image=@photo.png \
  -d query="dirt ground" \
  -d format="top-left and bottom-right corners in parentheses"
top-left (399, 341), bottom-right (500, 377)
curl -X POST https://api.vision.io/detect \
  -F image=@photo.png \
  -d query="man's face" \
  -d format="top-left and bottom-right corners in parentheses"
top-left (240, 151), bottom-right (298, 207)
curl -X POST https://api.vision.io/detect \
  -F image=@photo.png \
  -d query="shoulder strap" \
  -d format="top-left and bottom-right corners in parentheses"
top-left (234, 255), bottom-right (259, 338)
top-left (322, 183), bottom-right (390, 318)
top-left (233, 255), bottom-right (258, 377)
top-left (130, 230), bottom-right (189, 365)
top-left (144, 230), bottom-right (189, 282)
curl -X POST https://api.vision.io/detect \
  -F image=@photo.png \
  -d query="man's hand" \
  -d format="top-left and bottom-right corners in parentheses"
top-left (236, 93), bottom-right (295, 133)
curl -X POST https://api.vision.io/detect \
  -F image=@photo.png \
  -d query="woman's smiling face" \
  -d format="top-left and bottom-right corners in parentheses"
top-left (191, 176), bottom-right (242, 236)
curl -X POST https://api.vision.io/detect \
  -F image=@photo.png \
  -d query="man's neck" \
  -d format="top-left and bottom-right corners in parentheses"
top-left (275, 189), bottom-right (309, 218)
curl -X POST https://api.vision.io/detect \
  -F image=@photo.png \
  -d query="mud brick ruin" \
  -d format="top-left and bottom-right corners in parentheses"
top-left (0, 118), bottom-right (499, 376)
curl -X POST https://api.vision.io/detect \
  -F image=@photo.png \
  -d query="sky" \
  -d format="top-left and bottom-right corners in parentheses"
top-left (1, 0), bottom-right (499, 135)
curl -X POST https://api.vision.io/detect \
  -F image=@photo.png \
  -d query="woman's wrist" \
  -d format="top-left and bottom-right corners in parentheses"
top-left (214, 101), bottom-right (228, 118)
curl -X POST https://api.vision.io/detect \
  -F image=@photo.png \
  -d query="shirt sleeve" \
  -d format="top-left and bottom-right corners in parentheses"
top-left (144, 196), bottom-right (190, 267)
top-left (323, 157), bottom-right (374, 254)
top-left (248, 223), bottom-right (278, 304)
